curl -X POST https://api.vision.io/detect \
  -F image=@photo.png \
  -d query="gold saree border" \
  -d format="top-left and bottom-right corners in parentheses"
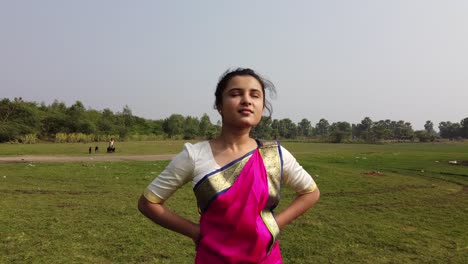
top-left (258, 140), bottom-right (282, 251)
top-left (143, 189), bottom-right (164, 204)
top-left (258, 141), bottom-right (282, 207)
top-left (297, 182), bottom-right (317, 195)
top-left (261, 209), bottom-right (280, 248)
top-left (193, 154), bottom-right (251, 212)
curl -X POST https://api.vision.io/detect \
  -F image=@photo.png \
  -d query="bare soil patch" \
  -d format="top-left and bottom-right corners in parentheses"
top-left (362, 171), bottom-right (385, 176)
top-left (448, 160), bottom-right (468, 166)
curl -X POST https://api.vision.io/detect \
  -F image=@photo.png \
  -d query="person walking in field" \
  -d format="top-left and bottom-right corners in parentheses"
top-left (138, 68), bottom-right (320, 263)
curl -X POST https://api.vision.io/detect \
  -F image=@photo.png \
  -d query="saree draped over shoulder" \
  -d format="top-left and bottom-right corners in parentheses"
top-left (194, 140), bottom-right (283, 264)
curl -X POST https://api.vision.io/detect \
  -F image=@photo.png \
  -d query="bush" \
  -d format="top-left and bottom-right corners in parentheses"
top-left (415, 131), bottom-right (435, 142)
top-left (19, 133), bottom-right (38, 144)
top-left (54, 133), bottom-right (96, 143)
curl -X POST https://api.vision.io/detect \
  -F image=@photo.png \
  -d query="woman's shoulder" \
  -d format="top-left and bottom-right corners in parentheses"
top-left (168, 141), bottom-right (211, 170)
top-left (182, 141), bottom-right (211, 160)
top-left (256, 139), bottom-right (296, 161)
top-left (183, 140), bottom-right (209, 151)
top-left (257, 139), bottom-right (280, 148)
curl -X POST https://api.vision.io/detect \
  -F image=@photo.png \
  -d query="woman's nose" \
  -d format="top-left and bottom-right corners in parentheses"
top-left (241, 95), bottom-right (252, 105)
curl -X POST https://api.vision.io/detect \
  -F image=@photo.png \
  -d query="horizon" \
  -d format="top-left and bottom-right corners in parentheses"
top-left (5, 96), bottom-right (457, 133)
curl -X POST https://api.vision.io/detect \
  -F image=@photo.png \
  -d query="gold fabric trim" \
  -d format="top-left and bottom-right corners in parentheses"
top-left (194, 155), bottom-right (251, 212)
top-left (261, 209), bottom-right (280, 251)
top-left (143, 189), bottom-right (164, 204)
top-left (258, 140), bottom-right (282, 250)
top-left (296, 183), bottom-right (317, 195)
top-left (258, 141), bottom-right (282, 208)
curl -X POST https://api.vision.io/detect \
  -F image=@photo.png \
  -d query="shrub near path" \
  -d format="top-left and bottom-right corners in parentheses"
top-left (1, 141), bottom-right (467, 263)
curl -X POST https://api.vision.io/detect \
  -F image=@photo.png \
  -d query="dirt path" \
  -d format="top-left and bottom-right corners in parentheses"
top-left (0, 154), bottom-right (175, 163)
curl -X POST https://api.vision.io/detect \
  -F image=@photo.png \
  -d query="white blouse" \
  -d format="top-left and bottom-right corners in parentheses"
top-left (144, 141), bottom-right (317, 203)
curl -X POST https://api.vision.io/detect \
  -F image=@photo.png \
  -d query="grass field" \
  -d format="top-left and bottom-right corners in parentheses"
top-left (0, 141), bottom-right (194, 156)
top-left (1, 141), bottom-right (467, 263)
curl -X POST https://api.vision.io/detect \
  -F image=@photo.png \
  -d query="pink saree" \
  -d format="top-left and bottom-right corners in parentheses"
top-left (194, 141), bottom-right (283, 263)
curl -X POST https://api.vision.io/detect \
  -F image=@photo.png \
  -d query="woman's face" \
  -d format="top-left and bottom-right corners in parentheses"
top-left (219, 75), bottom-right (264, 129)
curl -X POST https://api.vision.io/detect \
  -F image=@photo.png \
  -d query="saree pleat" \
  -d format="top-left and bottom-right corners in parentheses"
top-left (194, 141), bottom-right (283, 264)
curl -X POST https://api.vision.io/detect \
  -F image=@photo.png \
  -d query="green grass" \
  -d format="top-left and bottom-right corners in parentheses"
top-left (0, 140), bottom-right (191, 156)
top-left (1, 142), bottom-right (467, 263)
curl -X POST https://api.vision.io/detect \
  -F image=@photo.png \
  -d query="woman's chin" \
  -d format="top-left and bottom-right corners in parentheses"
top-left (223, 116), bottom-right (261, 130)
top-left (225, 121), bottom-right (254, 130)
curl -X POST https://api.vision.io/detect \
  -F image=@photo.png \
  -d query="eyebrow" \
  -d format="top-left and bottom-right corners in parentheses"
top-left (227, 87), bottom-right (262, 92)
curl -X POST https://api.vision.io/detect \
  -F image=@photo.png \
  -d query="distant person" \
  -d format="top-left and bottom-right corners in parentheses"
top-left (88, 146), bottom-right (92, 154)
top-left (107, 138), bottom-right (115, 153)
top-left (95, 146), bottom-right (99, 153)
top-left (138, 68), bottom-right (320, 263)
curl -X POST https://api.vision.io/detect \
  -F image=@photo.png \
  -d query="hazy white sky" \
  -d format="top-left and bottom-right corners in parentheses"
top-left (1, 0), bottom-right (467, 130)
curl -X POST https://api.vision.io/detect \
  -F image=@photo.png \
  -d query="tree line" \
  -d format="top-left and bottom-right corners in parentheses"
top-left (1, 98), bottom-right (467, 143)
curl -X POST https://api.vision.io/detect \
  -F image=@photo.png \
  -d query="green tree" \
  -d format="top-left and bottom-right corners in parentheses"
top-left (199, 113), bottom-right (212, 138)
top-left (354, 117), bottom-right (373, 142)
top-left (460, 117), bottom-right (468, 138)
top-left (439, 121), bottom-right (461, 139)
top-left (315, 118), bottom-right (330, 137)
top-left (97, 108), bottom-right (117, 135)
top-left (121, 105), bottom-right (134, 128)
top-left (114, 105), bottom-right (135, 137)
top-left (424, 120), bottom-right (435, 134)
top-left (278, 118), bottom-right (297, 139)
top-left (329, 122), bottom-right (352, 143)
top-left (392, 120), bottom-right (414, 141)
top-left (372, 120), bottom-right (392, 141)
top-left (270, 119), bottom-right (280, 139)
top-left (250, 116), bottom-right (273, 139)
top-left (163, 114), bottom-right (185, 138)
top-left (148, 119), bottom-right (165, 136)
top-left (183, 116), bottom-right (200, 139)
top-left (0, 98), bottom-right (41, 142)
top-left (415, 130), bottom-right (435, 142)
top-left (66, 101), bottom-right (86, 133)
top-left (297, 118), bottom-right (313, 137)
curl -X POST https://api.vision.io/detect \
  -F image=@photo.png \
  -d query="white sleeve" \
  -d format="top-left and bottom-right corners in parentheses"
top-left (281, 146), bottom-right (317, 194)
top-left (143, 143), bottom-right (195, 203)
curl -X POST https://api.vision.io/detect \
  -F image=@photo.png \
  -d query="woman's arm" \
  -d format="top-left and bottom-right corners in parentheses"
top-left (138, 195), bottom-right (200, 242)
top-left (275, 187), bottom-right (320, 229)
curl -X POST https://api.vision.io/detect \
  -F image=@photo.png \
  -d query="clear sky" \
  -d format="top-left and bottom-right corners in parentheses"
top-left (1, 0), bottom-right (467, 130)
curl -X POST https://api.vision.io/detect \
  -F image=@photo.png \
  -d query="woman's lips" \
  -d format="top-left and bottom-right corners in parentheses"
top-left (239, 109), bottom-right (253, 115)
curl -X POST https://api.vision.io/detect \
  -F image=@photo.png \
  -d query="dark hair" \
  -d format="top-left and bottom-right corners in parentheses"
top-left (214, 68), bottom-right (276, 117)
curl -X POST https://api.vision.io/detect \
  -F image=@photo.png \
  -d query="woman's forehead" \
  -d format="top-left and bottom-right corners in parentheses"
top-left (226, 76), bottom-right (262, 89)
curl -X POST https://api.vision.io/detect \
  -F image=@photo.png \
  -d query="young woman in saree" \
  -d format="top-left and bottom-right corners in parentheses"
top-left (138, 68), bottom-right (320, 263)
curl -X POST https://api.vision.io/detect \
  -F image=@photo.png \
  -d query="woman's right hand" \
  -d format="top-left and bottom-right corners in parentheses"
top-left (191, 224), bottom-right (201, 249)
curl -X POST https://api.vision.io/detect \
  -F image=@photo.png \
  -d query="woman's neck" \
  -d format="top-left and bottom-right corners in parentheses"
top-left (214, 126), bottom-right (254, 150)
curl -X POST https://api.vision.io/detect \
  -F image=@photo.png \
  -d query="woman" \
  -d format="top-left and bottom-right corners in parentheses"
top-left (138, 68), bottom-right (320, 263)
